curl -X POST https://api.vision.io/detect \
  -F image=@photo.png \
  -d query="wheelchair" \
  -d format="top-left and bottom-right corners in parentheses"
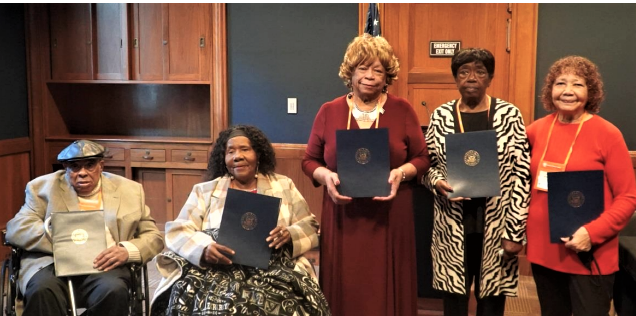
top-left (0, 231), bottom-right (150, 316)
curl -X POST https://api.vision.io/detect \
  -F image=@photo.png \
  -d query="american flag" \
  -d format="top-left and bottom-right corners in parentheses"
top-left (364, 3), bottom-right (381, 36)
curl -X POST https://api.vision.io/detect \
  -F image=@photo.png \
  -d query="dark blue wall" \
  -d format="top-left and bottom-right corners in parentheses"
top-left (227, 4), bottom-right (358, 144)
top-left (0, 4), bottom-right (29, 140)
top-left (535, 4), bottom-right (636, 149)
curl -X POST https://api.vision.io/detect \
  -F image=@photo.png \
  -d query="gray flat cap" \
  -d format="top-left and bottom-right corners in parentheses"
top-left (57, 140), bottom-right (105, 162)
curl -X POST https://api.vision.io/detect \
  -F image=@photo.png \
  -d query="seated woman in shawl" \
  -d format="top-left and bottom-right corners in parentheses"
top-left (150, 125), bottom-right (331, 316)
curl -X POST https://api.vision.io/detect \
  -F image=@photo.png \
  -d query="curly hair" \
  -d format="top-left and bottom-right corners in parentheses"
top-left (541, 56), bottom-right (605, 113)
top-left (338, 33), bottom-right (400, 91)
top-left (450, 48), bottom-right (495, 79)
top-left (205, 125), bottom-right (276, 181)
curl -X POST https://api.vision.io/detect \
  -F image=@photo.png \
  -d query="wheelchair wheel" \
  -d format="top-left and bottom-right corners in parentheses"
top-left (0, 258), bottom-right (13, 316)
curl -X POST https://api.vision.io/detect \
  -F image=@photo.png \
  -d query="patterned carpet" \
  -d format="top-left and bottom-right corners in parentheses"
top-left (416, 275), bottom-right (541, 316)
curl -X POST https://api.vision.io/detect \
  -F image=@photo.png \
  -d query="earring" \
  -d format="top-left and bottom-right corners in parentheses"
top-left (255, 164), bottom-right (259, 178)
top-left (382, 84), bottom-right (388, 93)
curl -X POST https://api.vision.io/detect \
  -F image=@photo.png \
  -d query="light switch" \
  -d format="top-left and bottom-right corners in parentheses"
top-left (287, 98), bottom-right (297, 114)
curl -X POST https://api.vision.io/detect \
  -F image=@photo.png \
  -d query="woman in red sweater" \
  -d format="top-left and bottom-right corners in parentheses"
top-left (526, 56), bottom-right (636, 316)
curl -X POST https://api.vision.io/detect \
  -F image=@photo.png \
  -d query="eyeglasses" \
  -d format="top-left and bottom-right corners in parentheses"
top-left (457, 69), bottom-right (489, 79)
top-left (64, 159), bottom-right (101, 173)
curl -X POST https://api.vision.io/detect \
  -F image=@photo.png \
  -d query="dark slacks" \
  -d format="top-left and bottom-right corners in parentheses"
top-left (23, 264), bottom-right (131, 316)
top-left (442, 233), bottom-right (506, 316)
top-left (531, 263), bottom-right (614, 316)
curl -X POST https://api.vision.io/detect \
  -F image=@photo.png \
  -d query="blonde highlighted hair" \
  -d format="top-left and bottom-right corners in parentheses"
top-left (338, 33), bottom-right (400, 90)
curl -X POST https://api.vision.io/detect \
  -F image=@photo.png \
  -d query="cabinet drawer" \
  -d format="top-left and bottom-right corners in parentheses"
top-left (131, 149), bottom-right (166, 162)
top-left (171, 150), bottom-right (207, 164)
top-left (102, 146), bottom-right (125, 161)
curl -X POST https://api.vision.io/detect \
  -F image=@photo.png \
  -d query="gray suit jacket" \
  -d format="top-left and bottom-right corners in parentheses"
top-left (6, 170), bottom-right (164, 293)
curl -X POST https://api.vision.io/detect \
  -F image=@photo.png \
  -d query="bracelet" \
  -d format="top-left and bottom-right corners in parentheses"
top-left (398, 167), bottom-right (406, 182)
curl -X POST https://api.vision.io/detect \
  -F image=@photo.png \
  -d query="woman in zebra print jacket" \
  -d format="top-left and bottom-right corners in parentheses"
top-left (422, 48), bottom-right (531, 316)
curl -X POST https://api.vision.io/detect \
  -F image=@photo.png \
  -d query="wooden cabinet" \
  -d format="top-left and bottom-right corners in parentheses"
top-left (132, 3), bottom-right (211, 81)
top-left (50, 3), bottom-right (128, 80)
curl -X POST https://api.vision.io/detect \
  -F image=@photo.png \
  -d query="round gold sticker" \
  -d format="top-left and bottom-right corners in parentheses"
top-left (464, 150), bottom-right (480, 167)
top-left (567, 191), bottom-right (585, 208)
top-left (355, 148), bottom-right (371, 165)
top-left (71, 229), bottom-right (89, 245)
top-left (241, 212), bottom-right (258, 231)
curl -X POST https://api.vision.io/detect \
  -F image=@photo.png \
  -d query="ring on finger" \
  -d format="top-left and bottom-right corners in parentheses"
top-left (279, 230), bottom-right (284, 237)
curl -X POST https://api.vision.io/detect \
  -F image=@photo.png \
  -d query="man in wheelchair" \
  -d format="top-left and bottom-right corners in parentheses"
top-left (5, 140), bottom-right (164, 316)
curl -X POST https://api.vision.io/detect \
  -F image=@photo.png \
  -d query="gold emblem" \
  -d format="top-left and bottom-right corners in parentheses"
top-left (567, 191), bottom-right (585, 208)
top-left (71, 229), bottom-right (89, 245)
top-left (464, 150), bottom-right (480, 167)
top-left (241, 212), bottom-right (257, 230)
top-left (355, 148), bottom-right (371, 165)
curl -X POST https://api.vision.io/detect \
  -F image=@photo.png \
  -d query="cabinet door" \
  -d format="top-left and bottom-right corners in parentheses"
top-left (166, 169), bottom-right (205, 227)
top-left (132, 3), bottom-right (163, 80)
top-left (134, 168), bottom-right (167, 231)
top-left (93, 3), bottom-right (129, 80)
top-left (50, 4), bottom-right (93, 80)
top-left (163, 3), bottom-right (210, 81)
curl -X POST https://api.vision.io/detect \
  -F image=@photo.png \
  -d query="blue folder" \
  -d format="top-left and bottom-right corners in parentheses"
top-left (217, 189), bottom-right (281, 269)
top-left (445, 130), bottom-right (501, 198)
top-left (336, 128), bottom-right (390, 198)
top-left (548, 170), bottom-right (604, 243)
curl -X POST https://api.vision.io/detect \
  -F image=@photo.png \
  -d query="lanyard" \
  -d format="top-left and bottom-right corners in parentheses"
top-left (539, 112), bottom-right (590, 167)
top-left (347, 94), bottom-right (384, 130)
top-left (456, 96), bottom-right (490, 133)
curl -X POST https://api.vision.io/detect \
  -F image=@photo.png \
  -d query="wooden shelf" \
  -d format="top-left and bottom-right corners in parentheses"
top-left (46, 135), bottom-right (213, 145)
top-left (47, 80), bottom-right (211, 85)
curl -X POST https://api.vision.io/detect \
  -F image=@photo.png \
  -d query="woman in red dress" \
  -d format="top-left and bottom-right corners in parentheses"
top-left (302, 33), bottom-right (430, 316)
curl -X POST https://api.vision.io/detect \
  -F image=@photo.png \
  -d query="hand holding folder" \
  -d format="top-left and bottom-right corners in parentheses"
top-left (445, 130), bottom-right (501, 198)
top-left (216, 189), bottom-right (281, 270)
top-left (336, 128), bottom-right (390, 198)
top-left (548, 170), bottom-right (604, 244)
top-left (48, 210), bottom-right (107, 277)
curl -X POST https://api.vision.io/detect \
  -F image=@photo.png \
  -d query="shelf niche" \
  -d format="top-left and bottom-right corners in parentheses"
top-left (47, 82), bottom-right (211, 138)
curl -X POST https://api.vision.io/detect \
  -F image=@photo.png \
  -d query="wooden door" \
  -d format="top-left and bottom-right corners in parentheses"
top-left (50, 4), bottom-right (93, 80)
top-left (132, 3), bottom-right (163, 80)
top-left (93, 3), bottom-right (128, 80)
top-left (382, 4), bottom-right (537, 126)
top-left (166, 169), bottom-right (205, 226)
top-left (163, 3), bottom-right (210, 81)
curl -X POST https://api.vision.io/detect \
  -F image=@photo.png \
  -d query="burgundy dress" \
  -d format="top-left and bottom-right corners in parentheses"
top-left (302, 94), bottom-right (430, 316)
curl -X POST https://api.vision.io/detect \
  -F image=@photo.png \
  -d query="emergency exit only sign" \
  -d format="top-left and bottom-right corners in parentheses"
top-left (430, 41), bottom-right (461, 57)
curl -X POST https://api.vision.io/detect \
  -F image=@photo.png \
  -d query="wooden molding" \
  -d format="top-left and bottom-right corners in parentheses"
top-left (0, 137), bottom-right (31, 157)
top-left (508, 3), bottom-right (538, 125)
top-left (211, 3), bottom-right (228, 142)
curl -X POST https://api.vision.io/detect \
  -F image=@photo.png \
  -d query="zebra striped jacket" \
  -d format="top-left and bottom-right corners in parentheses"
top-left (423, 98), bottom-right (531, 297)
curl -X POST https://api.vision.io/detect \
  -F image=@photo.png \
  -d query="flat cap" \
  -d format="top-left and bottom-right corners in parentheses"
top-left (57, 140), bottom-right (105, 162)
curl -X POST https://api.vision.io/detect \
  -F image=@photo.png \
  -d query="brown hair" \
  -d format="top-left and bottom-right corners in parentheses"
top-left (338, 33), bottom-right (400, 90)
top-left (541, 56), bottom-right (605, 113)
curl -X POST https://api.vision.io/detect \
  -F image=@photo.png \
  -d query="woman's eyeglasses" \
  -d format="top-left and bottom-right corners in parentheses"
top-left (457, 69), bottom-right (489, 79)
top-left (65, 159), bottom-right (100, 172)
